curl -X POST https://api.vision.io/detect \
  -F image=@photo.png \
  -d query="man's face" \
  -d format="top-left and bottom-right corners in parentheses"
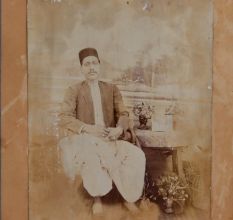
top-left (81, 56), bottom-right (100, 81)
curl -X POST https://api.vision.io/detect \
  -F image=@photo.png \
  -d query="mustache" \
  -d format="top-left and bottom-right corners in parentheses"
top-left (89, 71), bottom-right (97, 74)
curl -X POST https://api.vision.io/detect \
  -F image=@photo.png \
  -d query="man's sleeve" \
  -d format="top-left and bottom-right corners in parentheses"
top-left (59, 85), bottom-right (86, 135)
top-left (113, 84), bottom-right (130, 131)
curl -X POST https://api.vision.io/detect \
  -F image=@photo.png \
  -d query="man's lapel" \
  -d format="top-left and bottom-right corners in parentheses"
top-left (81, 81), bottom-right (94, 121)
top-left (99, 81), bottom-right (109, 126)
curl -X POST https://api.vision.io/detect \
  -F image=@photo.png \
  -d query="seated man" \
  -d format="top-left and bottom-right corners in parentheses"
top-left (58, 48), bottom-right (146, 215)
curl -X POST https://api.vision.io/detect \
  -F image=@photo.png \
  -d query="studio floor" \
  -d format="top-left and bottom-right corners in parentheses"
top-left (29, 175), bottom-right (209, 220)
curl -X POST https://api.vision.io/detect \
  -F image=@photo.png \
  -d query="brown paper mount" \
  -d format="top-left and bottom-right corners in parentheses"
top-left (1, 0), bottom-right (233, 219)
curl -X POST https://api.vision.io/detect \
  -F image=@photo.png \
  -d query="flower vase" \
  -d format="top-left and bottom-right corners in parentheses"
top-left (138, 115), bottom-right (148, 129)
top-left (164, 197), bottom-right (174, 214)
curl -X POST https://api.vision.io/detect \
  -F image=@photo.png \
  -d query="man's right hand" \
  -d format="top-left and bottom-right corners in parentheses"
top-left (82, 124), bottom-right (107, 137)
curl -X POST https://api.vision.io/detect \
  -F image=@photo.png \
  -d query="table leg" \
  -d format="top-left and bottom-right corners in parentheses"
top-left (172, 150), bottom-right (185, 179)
top-left (172, 150), bottom-right (178, 174)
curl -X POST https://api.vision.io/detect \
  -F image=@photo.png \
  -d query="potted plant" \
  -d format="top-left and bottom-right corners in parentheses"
top-left (156, 173), bottom-right (189, 214)
top-left (133, 102), bottom-right (153, 129)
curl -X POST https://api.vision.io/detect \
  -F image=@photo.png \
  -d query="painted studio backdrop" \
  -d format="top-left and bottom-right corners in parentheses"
top-left (28, 0), bottom-right (212, 219)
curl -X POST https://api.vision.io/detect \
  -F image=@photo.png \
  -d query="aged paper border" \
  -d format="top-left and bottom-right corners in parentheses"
top-left (1, 0), bottom-right (233, 219)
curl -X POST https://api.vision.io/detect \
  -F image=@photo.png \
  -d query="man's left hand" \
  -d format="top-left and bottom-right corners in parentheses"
top-left (105, 127), bottom-right (123, 141)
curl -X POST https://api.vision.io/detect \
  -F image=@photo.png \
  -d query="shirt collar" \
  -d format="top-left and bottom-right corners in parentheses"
top-left (87, 79), bottom-right (99, 88)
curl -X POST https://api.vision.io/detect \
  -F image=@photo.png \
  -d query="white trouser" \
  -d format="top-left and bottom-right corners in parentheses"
top-left (58, 134), bottom-right (146, 202)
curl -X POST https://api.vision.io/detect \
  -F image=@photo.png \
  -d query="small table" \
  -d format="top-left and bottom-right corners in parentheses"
top-left (135, 130), bottom-right (187, 178)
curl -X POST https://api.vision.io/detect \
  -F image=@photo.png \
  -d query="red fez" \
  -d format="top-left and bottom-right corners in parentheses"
top-left (79, 48), bottom-right (100, 65)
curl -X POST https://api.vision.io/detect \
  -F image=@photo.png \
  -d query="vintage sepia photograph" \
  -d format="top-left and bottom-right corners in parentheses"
top-left (28, 0), bottom-right (213, 219)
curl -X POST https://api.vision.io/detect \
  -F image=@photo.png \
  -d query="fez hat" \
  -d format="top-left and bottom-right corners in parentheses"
top-left (79, 48), bottom-right (100, 65)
